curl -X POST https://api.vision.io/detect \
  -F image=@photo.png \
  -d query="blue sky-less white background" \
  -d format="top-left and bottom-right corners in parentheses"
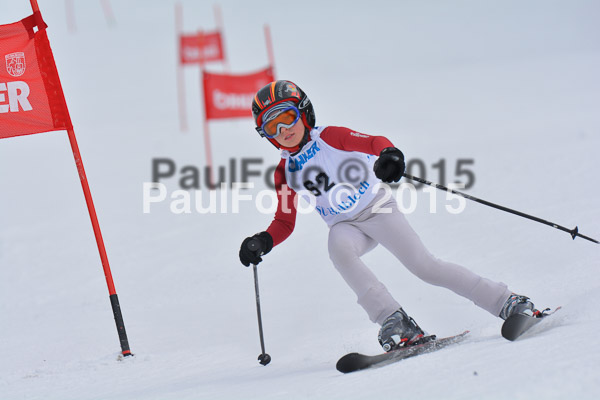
top-left (1, 1), bottom-right (599, 399)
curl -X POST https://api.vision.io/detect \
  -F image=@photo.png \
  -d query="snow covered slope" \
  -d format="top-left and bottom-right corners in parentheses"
top-left (1, 1), bottom-right (599, 399)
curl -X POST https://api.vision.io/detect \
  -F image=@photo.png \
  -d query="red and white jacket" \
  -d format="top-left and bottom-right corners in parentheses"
top-left (266, 126), bottom-right (394, 246)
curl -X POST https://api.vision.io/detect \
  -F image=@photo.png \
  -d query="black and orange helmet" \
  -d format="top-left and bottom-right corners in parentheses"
top-left (251, 80), bottom-right (316, 150)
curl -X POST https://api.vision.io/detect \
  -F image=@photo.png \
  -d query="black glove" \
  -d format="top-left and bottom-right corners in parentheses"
top-left (373, 147), bottom-right (405, 183)
top-left (239, 231), bottom-right (273, 267)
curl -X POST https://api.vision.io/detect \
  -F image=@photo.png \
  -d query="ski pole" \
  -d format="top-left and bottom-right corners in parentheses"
top-left (248, 239), bottom-right (272, 366)
top-left (402, 173), bottom-right (599, 244)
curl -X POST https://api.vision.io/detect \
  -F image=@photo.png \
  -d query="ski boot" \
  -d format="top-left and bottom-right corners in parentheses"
top-left (499, 293), bottom-right (539, 320)
top-left (378, 308), bottom-right (434, 352)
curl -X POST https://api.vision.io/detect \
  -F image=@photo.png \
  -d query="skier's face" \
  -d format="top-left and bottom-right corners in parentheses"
top-left (273, 117), bottom-right (305, 148)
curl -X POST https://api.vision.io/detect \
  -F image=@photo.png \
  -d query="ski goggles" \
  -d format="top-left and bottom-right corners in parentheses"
top-left (258, 105), bottom-right (301, 139)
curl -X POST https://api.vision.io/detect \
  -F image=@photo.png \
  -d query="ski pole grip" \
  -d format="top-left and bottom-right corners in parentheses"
top-left (247, 238), bottom-right (261, 252)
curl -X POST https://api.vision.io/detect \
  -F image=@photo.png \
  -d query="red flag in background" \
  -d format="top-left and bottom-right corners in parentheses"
top-left (180, 30), bottom-right (224, 65)
top-left (203, 67), bottom-right (274, 120)
top-left (0, 12), bottom-right (72, 139)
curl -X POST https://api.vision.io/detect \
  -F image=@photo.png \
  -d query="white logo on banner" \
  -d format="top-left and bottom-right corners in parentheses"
top-left (213, 89), bottom-right (254, 110)
top-left (5, 52), bottom-right (26, 77)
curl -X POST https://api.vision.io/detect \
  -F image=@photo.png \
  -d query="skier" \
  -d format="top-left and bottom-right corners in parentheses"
top-left (239, 80), bottom-right (539, 351)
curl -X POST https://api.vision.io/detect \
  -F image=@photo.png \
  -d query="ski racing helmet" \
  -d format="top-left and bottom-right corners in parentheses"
top-left (252, 80), bottom-right (315, 152)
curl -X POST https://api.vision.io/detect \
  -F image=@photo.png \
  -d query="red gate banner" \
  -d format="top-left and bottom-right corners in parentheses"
top-left (1, 4), bottom-right (132, 357)
top-left (0, 12), bottom-right (72, 139)
top-left (179, 30), bottom-right (224, 65)
top-left (203, 67), bottom-right (274, 120)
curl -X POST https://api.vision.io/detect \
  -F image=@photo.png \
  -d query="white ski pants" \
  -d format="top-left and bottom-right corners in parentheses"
top-left (328, 191), bottom-right (512, 325)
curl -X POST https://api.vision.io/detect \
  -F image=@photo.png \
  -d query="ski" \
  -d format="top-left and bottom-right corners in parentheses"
top-left (336, 331), bottom-right (469, 373)
top-left (501, 307), bottom-right (561, 341)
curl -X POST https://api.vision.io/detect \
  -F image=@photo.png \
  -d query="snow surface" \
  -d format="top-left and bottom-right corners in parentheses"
top-left (1, 1), bottom-right (599, 399)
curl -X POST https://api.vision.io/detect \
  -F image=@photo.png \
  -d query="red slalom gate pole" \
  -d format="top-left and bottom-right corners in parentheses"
top-left (66, 129), bottom-right (133, 357)
top-left (64, 0), bottom-right (76, 33)
top-left (264, 24), bottom-right (275, 75)
top-left (213, 4), bottom-right (229, 72)
top-left (100, 0), bottom-right (116, 26)
top-left (175, 2), bottom-right (188, 132)
top-left (201, 69), bottom-right (216, 188)
top-left (29, 0), bottom-right (132, 357)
